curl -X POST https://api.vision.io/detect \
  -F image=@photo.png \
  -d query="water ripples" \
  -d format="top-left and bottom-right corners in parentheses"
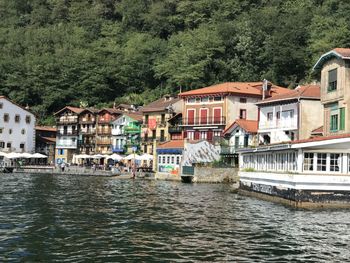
top-left (0, 173), bottom-right (350, 262)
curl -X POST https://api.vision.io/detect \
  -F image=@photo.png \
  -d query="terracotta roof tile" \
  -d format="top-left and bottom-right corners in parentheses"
top-left (157, 140), bottom-right (184, 149)
top-left (124, 112), bottom-right (143, 122)
top-left (333, 48), bottom-right (350, 58)
top-left (311, 126), bottom-right (323, 135)
top-left (291, 133), bottom-right (350, 144)
top-left (142, 96), bottom-right (180, 113)
top-left (256, 85), bottom-right (320, 105)
top-left (54, 106), bottom-right (84, 115)
top-left (179, 82), bottom-right (289, 98)
top-left (224, 119), bottom-right (258, 135)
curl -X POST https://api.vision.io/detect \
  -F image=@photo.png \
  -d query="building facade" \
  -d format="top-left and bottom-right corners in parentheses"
top-left (54, 106), bottom-right (82, 164)
top-left (35, 126), bottom-right (56, 164)
top-left (78, 109), bottom-right (97, 155)
top-left (313, 48), bottom-right (350, 136)
top-left (141, 95), bottom-right (182, 154)
top-left (0, 96), bottom-right (36, 153)
top-left (257, 85), bottom-right (323, 144)
top-left (178, 82), bottom-right (289, 143)
top-left (111, 112), bottom-right (142, 154)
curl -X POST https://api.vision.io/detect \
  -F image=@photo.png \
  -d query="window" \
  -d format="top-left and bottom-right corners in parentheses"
top-left (21, 129), bottom-right (25, 135)
top-left (330, 113), bottom-right (338, 132)
top-left (167, 156), bottom-right (170, 163)
top-left (25, 115), bottom-right (31, 124)
top-left (239, 109), bottom-right (247, 119)
top-left (317, 153), bottom-right (327, 171)
top-left (303, 153), bottom-right (314, 171)
top-left (15, 115), bottom-right (20, 123)
top-left (187, 131), bottom-right (194, 140)
top-left (4, 113), bottom-right (9, 122)
top-left (160, 130), bottom-right (165, 142)
top-left (200, 131), bottom-right (207, 140)
top-left (9, 129), bottom-right (12, 134)
top-left (20, 143), bottom-right (25, 149)
top-left (235, 136), bottom-right (239, 148)
top-left (176, 156), bottom-right (180, 165)
top-left (161, 114), bottom-right (165, 124)
top-left (158, 156), bottom-right (161, 164)
top-left (195, 98), bottom-right (201, 103)
top-left (214, 96), bottom-right (222, 101)
top-left (6, 142), bottom-right (11, 149)
top-left (0, 103), bottom-right (2, 109)
top-left (267, 112), bottom-right (273, 121)
top-left (213, 131), bottom-right (221, 137)
top-left (328, 69), bottom-right (337, 92)
top-left (330, 153), bottom-right (340, 172)
top-left (187, 98), bottom-right (196, 103)
top-left (201, 97), bottom-right (209, 103)
top-left (145, 114), bottom-right (149, 124)
top-left (0, 128), bottom-right (2, 134)
top-left (162, 156), bottom-right (166, 163)
top-left (244, 135), bottom-right (249, 147)
top-left (0, 141), bottom-right (4, 148)
top-left (239, 98), bottom-right (247, 103)
top-left (171, 156), bottom-right (175, 164)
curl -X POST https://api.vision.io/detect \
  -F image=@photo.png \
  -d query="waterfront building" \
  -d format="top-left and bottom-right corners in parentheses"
top-left (221, 119), bottom-right (258, 165)
top-left (111, 112), bottom-right (143, 154)
top-left (0, 96), bottom-right (36, 153)
top-left (35, 126), bottom-right (56, 164)
top-left (167, 113), bottom-right (183, 140)
top-left (141, 95), bottom-right (182, 155)
top-left (96, 108), bottom-right (121, 154)
top-left (78, 108), bottom-right (98, 155)
top-left (178, 82), bottom-right (289, 143)
top-left (156, 140), bottom-right (184, 175)
top-left (257, 85), bottom-right (322, 144)
top-left (238, 134), bottom-right (350, 207)
top-left (313, 48), bottom-right (350, 136)
top-left (54, 106), bottom-right (83, 164)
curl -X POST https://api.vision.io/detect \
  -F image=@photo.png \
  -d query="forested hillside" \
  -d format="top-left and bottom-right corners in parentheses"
top-left (0, 0), bottom-right (349, 123)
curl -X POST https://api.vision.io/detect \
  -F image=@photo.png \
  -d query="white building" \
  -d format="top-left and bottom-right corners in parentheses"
top-left (257, 85), bottom-right (323, 144)
top-left (0, 96), bottom-right (36, 153)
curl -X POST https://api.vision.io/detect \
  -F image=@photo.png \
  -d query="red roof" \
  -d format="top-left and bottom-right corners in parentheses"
top-left (54, 106), bottom-right (84, 115)
top-left (179, 82), bottom-right (289, 98)
top-left (35, 126), bottom-right (57, 132)
top-left (333, 48), bottom-right (350, 57)
top-left (142, 96), bottom-right (181, 113)
top-left (224, 119), bottom-right (258, 135)
top-left (292, 133), bottom-right (350, 145)
top-left (311, 126), bottom-right (323, 135)
top-left (257, 85), bottom-right (320, 105)
top-left (124, 112), bottom-right (143, 122)
top-left (157, 140), bottom-right (184, 149)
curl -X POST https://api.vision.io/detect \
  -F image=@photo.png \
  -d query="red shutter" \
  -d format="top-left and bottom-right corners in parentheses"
top-left (200, 109), bottom-right (208, 124)
top-left (183, 131), bottom-right (187, 138)
top-left (213, 108), bottom-right (221, 124)
top-left (194, 131), bottom-right (200, 140)
top-left (207, 130), bottom-right (213, 141)
top-left (187, 109), bottom-right (195, 125)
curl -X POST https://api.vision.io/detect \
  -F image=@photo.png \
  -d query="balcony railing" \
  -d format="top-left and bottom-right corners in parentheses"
top-left (112, 146), bottom-right (125, 153)
top-left (79, 118), bottom-right (95, 124)
top-left (96, 139), bottom-right (112, 145)
top-left (80, 129), bottom-right (96, 135)
top-left (180, 116), bottom-right (226, 126)
top-left (56, 141), bottom-right (78, 148)
top-left (97, 129), bottom-right (112, 135)
top-left (168, 126), bottom-right (182, 133)
top-left (259, 119), bottom-right (297, 130)
top-left (57, 118), bottom-right (78, 124)
top-left (57, 130), bottom-right (78, 136)
top-left (141, 137), bottom-right (166, 143)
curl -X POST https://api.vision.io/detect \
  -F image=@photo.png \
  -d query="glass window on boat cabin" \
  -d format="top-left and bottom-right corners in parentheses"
top-left (303, 153), bottom-right (314, 171)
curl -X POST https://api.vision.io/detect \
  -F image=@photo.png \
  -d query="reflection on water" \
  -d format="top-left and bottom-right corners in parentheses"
top-left (0, 173), bottom-right (349, 262)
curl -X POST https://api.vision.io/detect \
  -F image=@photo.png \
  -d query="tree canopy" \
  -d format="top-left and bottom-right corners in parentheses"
top-left (0, 0), bottom-right (349, 124)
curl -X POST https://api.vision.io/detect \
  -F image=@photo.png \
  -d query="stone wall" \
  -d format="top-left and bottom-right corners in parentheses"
top-left (155, 172), bottom-right (182, 181)
top-left (192, 167), bottom-right (239, 183)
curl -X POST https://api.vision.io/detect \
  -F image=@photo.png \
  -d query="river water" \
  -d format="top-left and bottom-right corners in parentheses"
top-left (0, 173), bottom-right (349, 262)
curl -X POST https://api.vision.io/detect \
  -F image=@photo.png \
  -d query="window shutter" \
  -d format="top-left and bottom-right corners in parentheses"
top-left (340, 108), bottom-right (345, 130)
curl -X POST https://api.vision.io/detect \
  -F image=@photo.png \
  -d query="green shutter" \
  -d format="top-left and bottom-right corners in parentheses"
top-left (340, 108), bottom-right (345, 130)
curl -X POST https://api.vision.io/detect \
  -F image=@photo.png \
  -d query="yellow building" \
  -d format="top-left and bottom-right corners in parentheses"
top-left (141, 95), bottom-right (182, 155)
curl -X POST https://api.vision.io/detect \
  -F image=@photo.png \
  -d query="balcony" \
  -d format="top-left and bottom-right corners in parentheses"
top-left (258, 119), bottom-right (298, 130)
top-left (97, 128), bottom-right (112, 135)
top-left (111, 146), bottom-right (125, 153)
top-left (168, 126), bottom-right (182, 133)
top-left (79, 118), bottom-right (95, 124)
top-left (220, 146), bottom-right (238, 155)
top-left (56, 140), bottom-right (77, 148)
top-left (57, 130), bottom-right (78, 136)
top-left (124, 126), bottom-right (141, 134)
top-left (180, 116), bottom-right (226, 126)
top-left (96, 139), bottom-right (112, 145)
top-left (57, 117), bottom-right (78, 125)
top-left (80, 129), bottom-right (96, 135)
top-left (141, 137), bottom-right (166, 143)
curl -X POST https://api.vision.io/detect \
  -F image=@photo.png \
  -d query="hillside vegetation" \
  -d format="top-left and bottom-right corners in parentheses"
top-left (0, 0), bottom-right (349, 123)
